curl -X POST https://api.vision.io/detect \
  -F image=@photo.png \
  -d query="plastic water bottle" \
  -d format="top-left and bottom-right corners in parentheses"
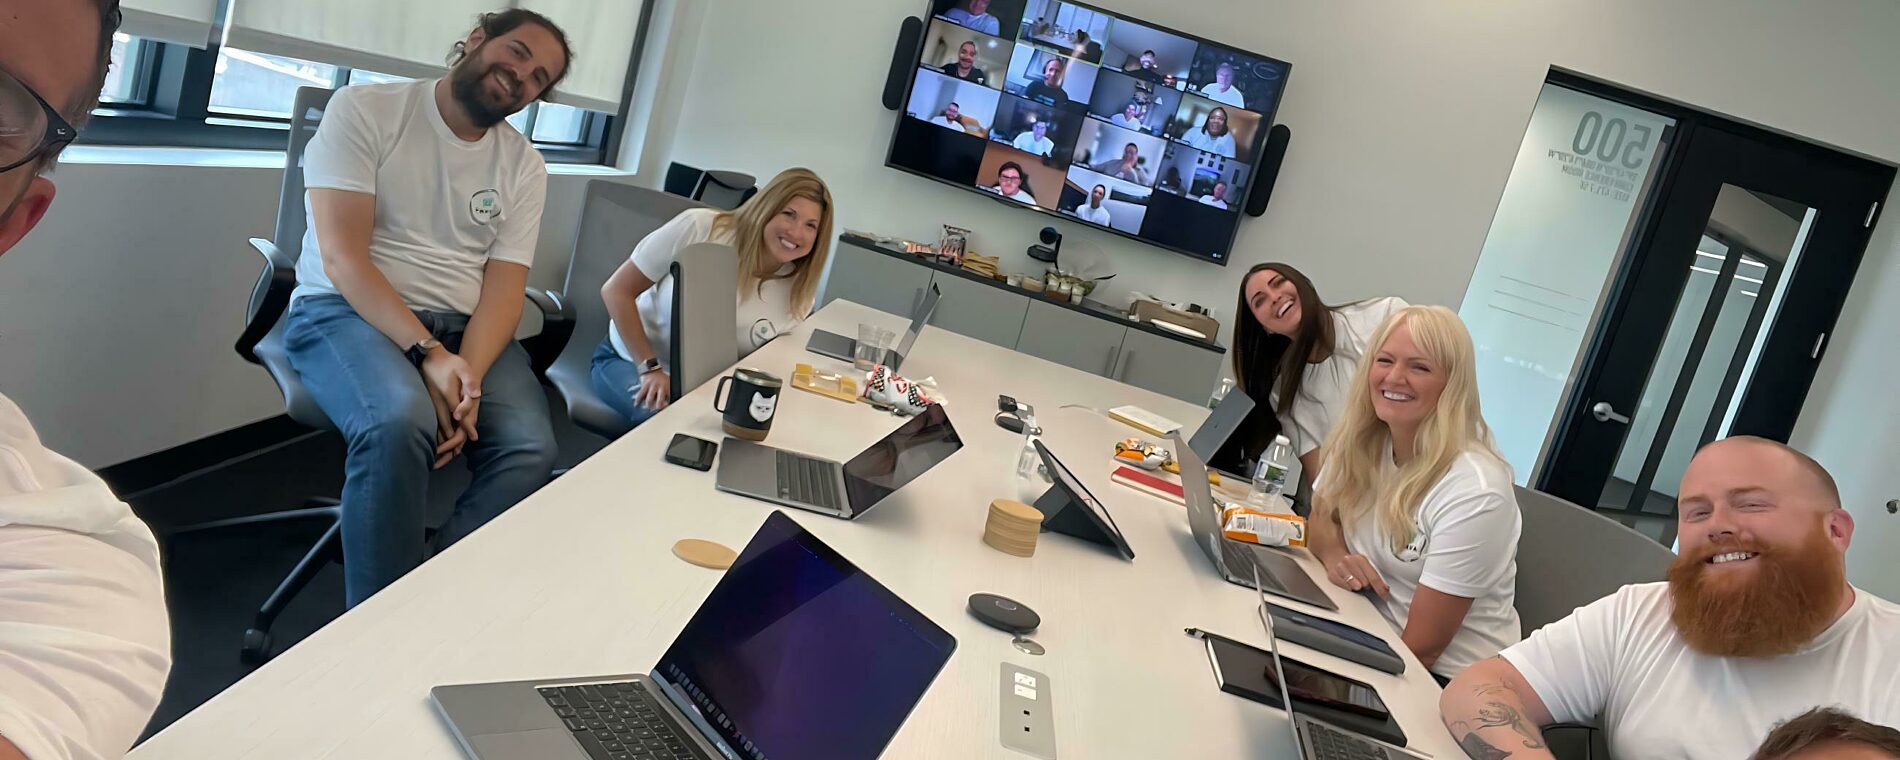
top-left (1014, 410), bottom-right (1044, 480)
top-left (1208, 377), bottom-right (1235, 408)
top-left (1248, 435), bottom-right (1292, 506)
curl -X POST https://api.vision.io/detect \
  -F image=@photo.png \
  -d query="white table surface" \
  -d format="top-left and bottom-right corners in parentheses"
top-left (131, 300), bottom-right (1457, 760)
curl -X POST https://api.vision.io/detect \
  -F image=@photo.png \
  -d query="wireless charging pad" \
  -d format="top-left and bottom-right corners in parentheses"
top-left (968, 593), bottom-right (1040, 635)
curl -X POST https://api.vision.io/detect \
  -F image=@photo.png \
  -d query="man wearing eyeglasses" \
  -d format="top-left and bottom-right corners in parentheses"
top-left (0, 2), bottom-right (174, 759)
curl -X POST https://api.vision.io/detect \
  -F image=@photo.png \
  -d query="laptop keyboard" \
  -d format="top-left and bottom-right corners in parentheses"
top-left (1221, 540), bottom-right (1275, 586)
top-left (537, 682), bottom-right (703, 760)
top-left (777, 452), bottom-right (842, 509)
top-left (1305, 719), bottom-right (1389, 760)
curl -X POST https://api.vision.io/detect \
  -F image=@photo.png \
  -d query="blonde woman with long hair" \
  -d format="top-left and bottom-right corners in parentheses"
top-left (1309, 305), bottom-right (1522, 679)
top-left (594, 168), bottom-right (835, 427)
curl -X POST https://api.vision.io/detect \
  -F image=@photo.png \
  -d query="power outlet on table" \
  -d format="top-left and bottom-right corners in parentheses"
top-left (1000, 663), bottom-right (1056, 758)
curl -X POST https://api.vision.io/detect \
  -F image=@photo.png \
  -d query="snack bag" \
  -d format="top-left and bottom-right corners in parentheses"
top-left (1220, 504), bottom-right (1307, 547)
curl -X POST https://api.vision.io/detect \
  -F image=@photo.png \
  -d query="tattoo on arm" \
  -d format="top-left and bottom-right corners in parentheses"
top-left (1458, 732), bottom-right (1513, 760)
top-left (1448, 681), bottom-right (1548, 755)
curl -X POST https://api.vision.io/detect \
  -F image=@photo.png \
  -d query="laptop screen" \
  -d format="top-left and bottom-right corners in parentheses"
top-left (655, 512), bottom-right (956, 760)
top-left (840, 404), bottom-right (962, 515)
top-left (891, 283), bottom-right (941, 364)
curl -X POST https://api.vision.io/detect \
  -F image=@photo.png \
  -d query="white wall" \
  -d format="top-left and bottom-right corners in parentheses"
top-left (654, 0), bottom-right (1900, 595)
top-left (0, 154), bottom-right (635, 468)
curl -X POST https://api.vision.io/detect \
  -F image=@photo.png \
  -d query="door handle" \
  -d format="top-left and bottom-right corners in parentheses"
top-left (1591, 401), bottom-right (1631, 425)
top-left (1117, 349), bottom-right (1135, 381)
top-left (1102, 345), bottom-right (1120, 376)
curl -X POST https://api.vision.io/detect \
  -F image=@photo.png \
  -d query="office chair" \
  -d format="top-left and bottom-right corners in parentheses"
top-left (668, 243), bottom-right (741, 396)
top-left (179, 86), bottom-right (573, 664)
top-left (544, 182), bottom-right (708, 439)
top-left (1514, 486), bottom-right (1671, 760)
top-left (693, 170), bottom-right (758, 210)
top-left (1512, 485), bottom-right (1673, 634)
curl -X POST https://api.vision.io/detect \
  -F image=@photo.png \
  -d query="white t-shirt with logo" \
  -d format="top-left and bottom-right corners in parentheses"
top-left (1275, 296), bottom-right (1409, 455)
top-left (1503, 582), bottom-right (1900, 760)
top-left (608, 209), bottom-right (806, 370)
top-left (0, 393), bottom-right (171, 760)
top-left (293, 79), bottom-right (548, 315)
top-left (1329, 444), bottom-right (1522, 678)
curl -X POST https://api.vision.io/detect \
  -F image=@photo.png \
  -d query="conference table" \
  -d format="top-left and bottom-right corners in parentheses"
top-left (131, 300), bottom-right (1460, 759)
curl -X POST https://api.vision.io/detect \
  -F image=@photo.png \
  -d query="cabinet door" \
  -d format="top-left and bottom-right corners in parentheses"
top-left (926, 273), bottom-right (1030, 348)
top-left (1116, 329), bottom-right (1227, 404)
top-left (1015, 299), bottom-right (1128, 376)
top-left (820, 244), bottom-right (935, 318)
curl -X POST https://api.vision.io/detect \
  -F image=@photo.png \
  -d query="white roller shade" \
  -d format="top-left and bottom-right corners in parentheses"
top-left (120, 0), bottom-right (218, 48)
top-left (226, 0), bottom-right (498, 80)
top-left (524, 0), bottom-right (647, 113)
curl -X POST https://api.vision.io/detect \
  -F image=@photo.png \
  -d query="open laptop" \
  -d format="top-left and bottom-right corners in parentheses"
top-left (1172, 431), bottom-right (1338, 611)
top-left (1187, 387), bottom-right (1256, 462)
top-left (716, 404), bottom-right (962, 519)
top-left (1255, 565), bottom-right (1427, 760)
top-left (806, 283), bottom-right (941, 371)
top-left (433, 511), bottom-right (957, 760)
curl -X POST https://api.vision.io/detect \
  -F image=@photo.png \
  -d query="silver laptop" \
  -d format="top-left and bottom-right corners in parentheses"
top-left (1172, 431), bottom-right (1338, 611)
top-left (715, 404), bottom-right (961, 519)
top-left (806, 282), bottom-right (941, 371)
top-left (1254, 565), bottom-right (1428, 760)
top-left (432, 511), bottom-right (957, 760)
top-left (1187, 388), bottom-right (1256, 462)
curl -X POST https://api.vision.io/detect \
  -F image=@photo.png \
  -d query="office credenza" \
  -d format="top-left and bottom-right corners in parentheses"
top-left (823, 234), bottom-right (1226, 404)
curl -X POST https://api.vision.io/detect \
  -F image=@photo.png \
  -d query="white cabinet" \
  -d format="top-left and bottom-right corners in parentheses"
top-left (1116, 328), bottom-right (1226, 405)
top-left (926, 273), bottom-right (1030, 348)
top-left (1015, 300), bottom-right (1127, 376)
top-left (820, 240), bottom-right (933, 317)
top-left (821, 237), bottom-right (1227, 403)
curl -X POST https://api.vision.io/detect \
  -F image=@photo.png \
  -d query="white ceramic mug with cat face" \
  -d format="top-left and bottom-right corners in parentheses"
top-left (714, 368), bottom-right (782, 441)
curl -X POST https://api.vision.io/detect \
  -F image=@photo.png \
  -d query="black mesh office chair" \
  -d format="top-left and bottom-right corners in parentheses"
top-left (662, 162), bottom-right (757, 210)
top-left (543, 182), bottom-right (707, 439)
top-left (179, 87), bottom-right (573, 663)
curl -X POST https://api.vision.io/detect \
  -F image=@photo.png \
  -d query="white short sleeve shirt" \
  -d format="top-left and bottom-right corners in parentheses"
top-left (293, 79), bottom-right (549, 315)
top-left (607, 209), bottom-right (806, 370)
top-left (1336, 445), bottom-right (1523, 677)
top-left (1503, 582), bottom-right (1900, 760)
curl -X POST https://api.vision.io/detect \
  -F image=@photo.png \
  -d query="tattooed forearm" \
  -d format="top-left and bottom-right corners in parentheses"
top-left (1459, 732), bottom-right (1513, 760)
top-left (1442, 676), bottom-right (1555, 758)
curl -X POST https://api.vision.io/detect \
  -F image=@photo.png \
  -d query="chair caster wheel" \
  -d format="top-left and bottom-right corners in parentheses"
top-left (241, 628), bottom-right (272, 665)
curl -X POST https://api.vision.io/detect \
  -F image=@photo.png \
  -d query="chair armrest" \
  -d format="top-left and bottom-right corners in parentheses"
top-left (521, 287), bottom-right (574, 380)
top-left (236, 237), bottom-right (298, 365)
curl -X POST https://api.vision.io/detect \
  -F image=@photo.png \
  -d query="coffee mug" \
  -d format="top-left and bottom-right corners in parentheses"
top-left (714, 368), bottom-right (782, 441)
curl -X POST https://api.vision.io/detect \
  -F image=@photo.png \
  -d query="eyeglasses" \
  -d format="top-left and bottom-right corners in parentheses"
top-left (1, 67), bottom-right (79, 174)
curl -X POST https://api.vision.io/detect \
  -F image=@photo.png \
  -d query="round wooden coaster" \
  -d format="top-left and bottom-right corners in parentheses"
top-left (672, 539), bottom-right (738, 570)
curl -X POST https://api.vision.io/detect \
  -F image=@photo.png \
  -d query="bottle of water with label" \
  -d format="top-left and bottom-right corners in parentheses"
top-left (1248, 435), bottom-right (1293, 507)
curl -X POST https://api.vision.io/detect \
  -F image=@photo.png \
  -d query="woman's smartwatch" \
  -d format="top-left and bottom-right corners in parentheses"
top-left (638, 357), bottom-right (663, 375)
top-left (406, 337), bottom-right (442, 367)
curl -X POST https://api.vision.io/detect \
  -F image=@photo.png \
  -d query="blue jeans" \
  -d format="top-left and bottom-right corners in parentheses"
top-left (590, 337), bottom-right (664, 428)
top-left (285, 294), bottom-right (557, 606)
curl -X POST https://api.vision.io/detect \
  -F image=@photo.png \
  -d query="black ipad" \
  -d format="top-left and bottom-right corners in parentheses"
top-left (1030, 439), bottom-right (1134, 560)
top-left (1198, 628), bottom-right (1389, 720)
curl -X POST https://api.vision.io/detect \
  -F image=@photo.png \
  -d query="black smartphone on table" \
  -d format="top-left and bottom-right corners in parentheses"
top-left (1190, 627), bottom-right (1391, 720)
top-left (664, 434), bottom-right (717, 471)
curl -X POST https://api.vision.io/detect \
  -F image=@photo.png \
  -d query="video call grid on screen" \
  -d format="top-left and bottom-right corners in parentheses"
top-left (896, 0), bottom-right (1291, 263)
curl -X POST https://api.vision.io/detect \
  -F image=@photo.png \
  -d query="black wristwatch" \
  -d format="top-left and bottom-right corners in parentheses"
top-left (405, 337), bottom-right (442, 367)
top-left (637, 356), bottom-right (663, 375)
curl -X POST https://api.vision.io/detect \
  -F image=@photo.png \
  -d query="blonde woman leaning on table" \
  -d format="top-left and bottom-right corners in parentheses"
top-left (594, 168), bottom-right (836, 428)
top-left (1308, 306), bottom-right (1521, 681)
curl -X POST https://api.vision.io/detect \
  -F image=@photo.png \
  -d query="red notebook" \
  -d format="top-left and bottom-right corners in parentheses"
top-left (1110, 465), bottom-right (1186, 506)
